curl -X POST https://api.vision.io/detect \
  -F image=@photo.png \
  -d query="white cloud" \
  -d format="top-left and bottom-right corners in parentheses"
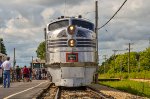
top-left (41, 8), bottom-right (55, 23)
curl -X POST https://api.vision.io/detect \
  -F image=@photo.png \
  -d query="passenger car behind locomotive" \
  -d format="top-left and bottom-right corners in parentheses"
top-left (45, 16), bottom-right (97, 87)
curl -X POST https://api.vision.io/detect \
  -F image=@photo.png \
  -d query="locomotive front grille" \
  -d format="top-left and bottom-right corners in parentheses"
top-left (47, 62), bottom-right (98, 67)
top-left (47, 39), bottom-right (96, 48)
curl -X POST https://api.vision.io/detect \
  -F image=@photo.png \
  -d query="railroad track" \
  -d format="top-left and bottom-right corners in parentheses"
top-left (43, 85), bottom-right (114, 99)
top-left (42, 83), bottom-right (58, 99)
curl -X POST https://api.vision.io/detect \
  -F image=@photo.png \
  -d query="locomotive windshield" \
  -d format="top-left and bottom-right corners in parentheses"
top-left (48, 20), bottom-right (69, 31)
top-left (72, 19), bottom-right (94, 31)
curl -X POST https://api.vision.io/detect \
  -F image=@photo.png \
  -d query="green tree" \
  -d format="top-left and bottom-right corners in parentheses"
top-left (100, 55), bottom-right (116, 74)
top-left (99, 47), bottom-right (150, 74)
top-left (36, 41), bottom-right (45, 60)
top-left (0, 38), bottom-right (7, 55)
top-left (140, 47), bottom-right (150, 70)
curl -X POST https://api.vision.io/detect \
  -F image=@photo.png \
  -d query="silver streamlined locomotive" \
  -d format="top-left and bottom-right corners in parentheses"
top-left (45, 16), bottom-right (97, 87)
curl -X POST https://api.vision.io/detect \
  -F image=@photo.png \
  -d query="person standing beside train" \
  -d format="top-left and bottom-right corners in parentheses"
top-left (28, 66), bottom-right (32, 81)
top-left (1, 57), bottom-right (12, 88)
top-left (32, 68), bottom-right (36, 80)
top-left (15, 65), bottom-right (21, 82)
top-left (23, 65), bottom-right (29, 82)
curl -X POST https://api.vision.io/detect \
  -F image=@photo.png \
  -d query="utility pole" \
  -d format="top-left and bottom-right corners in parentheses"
top-left (44, 28), bottom-right (47, 63)
top-left (12, 48), bottom-right (16, 81)
top-left (127, 43), bottom-right (133, 74)
top-left (112, 50), bottom-right (118, 74)
top-left (95, 0), bottom-right (99, 83)
top-left (120, 59), bottom-right (122, 73)
top-left (32, 56), bottom-right (33, 69)
top-left (103, 55), bottom-right (107, 74)
top-left (112, 49), bottom-right (126, 75)
top-left (13, 48), bottom-right (16, 70)
top-left (128, 43), bottom-right (130, 74)
top-left (138, 56), bottom-right (140, 72)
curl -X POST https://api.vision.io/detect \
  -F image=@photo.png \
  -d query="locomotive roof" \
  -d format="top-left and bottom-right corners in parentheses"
top-left (49, 17), bottom-right (94, 25)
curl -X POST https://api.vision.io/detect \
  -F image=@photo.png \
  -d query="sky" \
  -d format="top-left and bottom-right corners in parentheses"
top-left (0, 0), bottom-right (150, 66)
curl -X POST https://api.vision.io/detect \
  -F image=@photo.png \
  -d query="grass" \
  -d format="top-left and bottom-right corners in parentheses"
top-left (99, 80), bottom-right (150, 98)
top-left (99, 71), bottom-right (150, 79)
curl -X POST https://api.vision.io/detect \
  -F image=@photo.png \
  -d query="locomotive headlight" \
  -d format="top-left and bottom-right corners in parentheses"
top-left (70, 26), bottom-right (74, 30)
top-left (68, 39), bottom-right (76, 47)
top-left (67, 25), bottom-right (76, 35)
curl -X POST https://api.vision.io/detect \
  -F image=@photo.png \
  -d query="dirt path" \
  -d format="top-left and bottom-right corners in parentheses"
top-left (130, 79), bottom-right (150, 83)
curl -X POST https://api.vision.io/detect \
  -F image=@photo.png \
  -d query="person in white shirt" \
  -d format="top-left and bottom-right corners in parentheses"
top-left (1, 57), bottom-right (12, 88)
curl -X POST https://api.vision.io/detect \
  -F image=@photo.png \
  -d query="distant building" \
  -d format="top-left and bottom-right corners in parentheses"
top-left (30, 59), bottom-right (45, 68)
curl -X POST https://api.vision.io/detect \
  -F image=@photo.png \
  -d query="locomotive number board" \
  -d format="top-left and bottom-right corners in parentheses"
top-left (66, 53), bottom-right (78, 62)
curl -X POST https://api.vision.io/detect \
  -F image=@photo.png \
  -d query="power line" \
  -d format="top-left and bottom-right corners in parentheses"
top-left (98, 0), bottom-right (128, 30)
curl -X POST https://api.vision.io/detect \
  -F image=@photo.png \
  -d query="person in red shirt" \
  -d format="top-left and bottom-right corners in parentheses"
top-left (23, 65), bottom-right (29, 82)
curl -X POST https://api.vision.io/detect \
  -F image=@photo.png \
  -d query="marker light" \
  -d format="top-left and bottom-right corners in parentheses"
top-left (68, 39), bottom-right (76, 47)
top-left (67, 25), bottom-right (76, 35)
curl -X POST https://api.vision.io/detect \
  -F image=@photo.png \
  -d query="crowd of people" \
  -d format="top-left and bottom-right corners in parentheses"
top-left (13, 65), bottom-right (48, 82)
top-left (0, 57), bottom-right (48, 88)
